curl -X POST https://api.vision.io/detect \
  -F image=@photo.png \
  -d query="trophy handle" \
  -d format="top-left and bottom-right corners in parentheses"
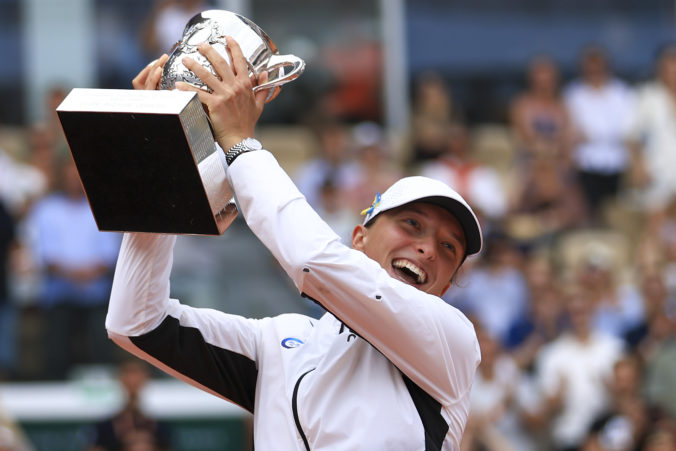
top-left (253, 54), bottom-right (306, 102)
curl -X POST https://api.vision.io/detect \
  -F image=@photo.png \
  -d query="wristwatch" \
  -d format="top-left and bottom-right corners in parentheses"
top-left (225, 137), bottom-right (263, 165)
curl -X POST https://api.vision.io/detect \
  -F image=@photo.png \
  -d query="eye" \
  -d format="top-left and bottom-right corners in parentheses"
top-left (404, 218), bottom-right (420, 228)
top-left (441, 241), bottom-right (457, 255)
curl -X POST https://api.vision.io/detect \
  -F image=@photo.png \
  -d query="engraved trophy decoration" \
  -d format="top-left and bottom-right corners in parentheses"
top-left (56, 10), bottom-right (305, 234)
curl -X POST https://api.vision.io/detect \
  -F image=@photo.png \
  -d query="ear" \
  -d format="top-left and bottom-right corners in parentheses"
top-left (351, 224), bottom-right (368, 251)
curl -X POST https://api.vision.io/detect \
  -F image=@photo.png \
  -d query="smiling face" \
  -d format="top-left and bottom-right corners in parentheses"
top-left (351, 202), bottom-right (467, 297)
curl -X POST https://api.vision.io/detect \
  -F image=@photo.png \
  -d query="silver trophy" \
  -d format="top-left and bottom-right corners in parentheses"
top-left (56, 10), bottom-right (305, 235)
top-left (161, 9), bottom-right (305, 101)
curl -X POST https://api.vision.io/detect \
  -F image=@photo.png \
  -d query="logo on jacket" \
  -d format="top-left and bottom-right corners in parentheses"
top-left (281, 337), bottom-right (304, 349)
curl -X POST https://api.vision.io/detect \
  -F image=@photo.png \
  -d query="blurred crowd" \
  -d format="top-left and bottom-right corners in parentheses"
top-left (1, 1), bottom-right (676, 449)
top-left (288, 42), bottom-right (676, 451)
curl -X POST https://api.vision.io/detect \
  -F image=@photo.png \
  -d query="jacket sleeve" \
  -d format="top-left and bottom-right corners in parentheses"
top-left (227, 150), bottom-right (480, 405)
top-left (105, 232), bottom-right (262, 412)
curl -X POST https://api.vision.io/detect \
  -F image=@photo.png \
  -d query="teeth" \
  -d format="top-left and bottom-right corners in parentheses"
top-left (393, 259), bottom-right (427, 284)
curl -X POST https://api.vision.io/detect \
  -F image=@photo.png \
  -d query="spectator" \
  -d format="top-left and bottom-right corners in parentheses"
top-left (420, 122), bottom-right (508, 226)
top-left (506, 255), bottom-right (566, 370)
top-left (642, 312), bottom-right (676, 420)
top-left (508, 154), bottom-right (587, 249)
top-left (87, 359), bottom-right (172, 451)
top-left (627, 43), bottom-right (676, 227)
top-left (564, 45), bottom-right (636, 224)
top-left (0, 148), bottom-right (46, 220)
top-left (510, 55), bottom-right (573, 168)
top-left (535, 289), bottom-right (625, 451)
top-left (625, 269), bottom-right (671, 350)
top-left (293, 120), bottom-right (356, 210)
top-left (641, 420), bottom-right (676, 451)
top-left (462, 324), bottom-right (537, 451)
top-left (409, 71), bottom-right (462, 164)
top-left (314, 178), bottom-right (358, 245)
top-left (42, 85), bottom-right (70, 156)
top-left (581, 355), bottom-right (649, 451)
top-left (139, 0), bottom-right (210, 57)
top-left (25, 123), bottom-right (61, 193)
top-left (636, 195), bottom-right (676, 308)
top-left (24, 158), bottom-right (121, 379)
top-left (445, 231), bottom-right (529, 345)
top-left (342, 121), bottom-right (402, 214)
top-left (574, 243), bottom-right (644, 341)
top-left (0, 200), bottom-right (15, 380)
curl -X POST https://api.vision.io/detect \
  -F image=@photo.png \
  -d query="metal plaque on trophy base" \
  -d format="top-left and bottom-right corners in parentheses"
top-left (57, 88), bottom-right (236, 235)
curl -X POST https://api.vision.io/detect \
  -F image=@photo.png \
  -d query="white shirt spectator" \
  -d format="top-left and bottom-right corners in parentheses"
top-left (536, 331), bottom-right (624, 449)
top-left (628, 81), bottom-right (676, 210)
top-left (565, 79), bottom-right (636, 174)
top-left (0, 149), bottom-right (46, 215)
top-left (421, 161), bottom-right (507, 221)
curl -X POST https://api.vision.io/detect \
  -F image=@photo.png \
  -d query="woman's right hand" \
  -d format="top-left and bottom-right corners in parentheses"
top-left (132, 53), bottom-right (169, 90)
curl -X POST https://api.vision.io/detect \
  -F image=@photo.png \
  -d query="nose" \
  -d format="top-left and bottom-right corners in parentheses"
top-left (416, 236), bottom-right (437, 260)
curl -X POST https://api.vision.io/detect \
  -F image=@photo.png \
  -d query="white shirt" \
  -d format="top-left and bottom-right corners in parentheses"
top-left (106, 150), bottom-right (481, 450)
top-left (420, 161), bottom-right (507, 220)
top-left (628, 82), bottom-right (676, 209)
top-left (536, 331), bottom-right (624, 448)
top-left (565, 79), bottom-right (636, 174)
top-left (0, 150), bottom-right (46, 214)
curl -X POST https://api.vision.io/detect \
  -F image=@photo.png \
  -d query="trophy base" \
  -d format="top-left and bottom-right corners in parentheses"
top-left (57, 88), bottom-right (236, 235)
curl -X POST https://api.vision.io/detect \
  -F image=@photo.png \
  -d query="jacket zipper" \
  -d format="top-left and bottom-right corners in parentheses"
top-left (292, 368), bottom-right (315, 451)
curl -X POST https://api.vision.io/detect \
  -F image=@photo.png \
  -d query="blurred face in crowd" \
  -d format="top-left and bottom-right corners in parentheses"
top-left (62, 159), bottom-right (85, 198)
top-left (416, 73), bottom-right (452, 114)
top-left (581, 48), bottom-right (609, 86)
top-left (444, 123), bottom-right (470, 160)
top-left (612, 357), bottom-right (641, 397)
top-left (119, 360), bottom-right (151, 400)
top-left (529, 57), bottom-right (559, 96)
top-left (475, 326), bottom-right (500, 371)
top-left (352, 202), bottom-right (467, 297)
top-left (565, 293), bottom-right (592, 336)
top-left (658, 47), bottom-right (676, 90)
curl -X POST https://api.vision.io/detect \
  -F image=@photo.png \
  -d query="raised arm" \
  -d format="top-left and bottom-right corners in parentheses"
top-left (176, 37), bottom-right (480, 405)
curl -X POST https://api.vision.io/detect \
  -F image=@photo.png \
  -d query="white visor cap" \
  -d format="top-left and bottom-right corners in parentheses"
top-left (362, 176), bottom-right (483, 256)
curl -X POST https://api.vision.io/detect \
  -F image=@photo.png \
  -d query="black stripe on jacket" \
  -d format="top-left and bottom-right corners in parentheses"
top-left (402, 373), bottom-right (449, 451)
top-left (130, 315), bottom-right (258, 413)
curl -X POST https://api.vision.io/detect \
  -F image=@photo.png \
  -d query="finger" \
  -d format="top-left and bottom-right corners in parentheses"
top-left (182, 55), bottom-right (223, 89)
top-left (197, 43), bottom-right (234, 84)
top-left (225, 36), bottom-right (249, 78)
top-left (132, 64), bottom-right (154, 89)
top-left (156, 53), bottom-right (169, 68)
top-left (254, 71), bottom-right (269, 107)
top-left (133, 54), bottom-right (169, 90)
top-left (255, 70), bottom-right (269, 87)
top-left (176, 82), bottom-right (211, 104)
top-left (146, 66), bottom-right (163, 90)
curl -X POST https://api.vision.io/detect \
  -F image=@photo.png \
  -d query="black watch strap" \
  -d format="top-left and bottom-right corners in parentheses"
top-left (225, 138), bottom-right (262, 165)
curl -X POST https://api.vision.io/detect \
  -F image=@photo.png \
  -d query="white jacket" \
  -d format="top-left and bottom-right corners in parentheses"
top-left (106, 150), bottom-right (480, 450)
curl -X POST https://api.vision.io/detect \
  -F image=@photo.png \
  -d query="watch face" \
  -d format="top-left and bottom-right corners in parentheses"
top-left (243, 138), bottom-right (262, 150)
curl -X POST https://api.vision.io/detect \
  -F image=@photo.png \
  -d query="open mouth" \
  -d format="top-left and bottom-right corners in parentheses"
top-left (392, 259), bottom-right (427, 285)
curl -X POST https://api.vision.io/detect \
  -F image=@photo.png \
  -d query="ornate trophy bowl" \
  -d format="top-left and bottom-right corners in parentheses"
top-left (56, 10), bottom-right (305, 235)
top-left (160, 9), bottom-right (305, 102)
